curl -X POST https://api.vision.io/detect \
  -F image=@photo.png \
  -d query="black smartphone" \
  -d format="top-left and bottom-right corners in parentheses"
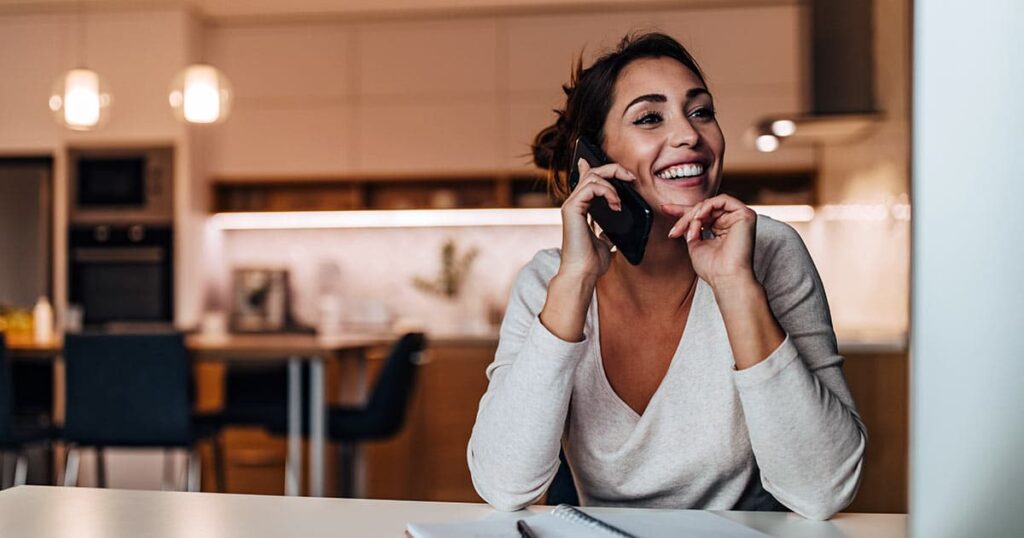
top-left (568, 137), bottom-right (653, 265)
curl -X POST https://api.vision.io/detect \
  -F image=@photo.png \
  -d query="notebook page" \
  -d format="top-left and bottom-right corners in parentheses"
top-left (406, 508), bottom-right (770, 538)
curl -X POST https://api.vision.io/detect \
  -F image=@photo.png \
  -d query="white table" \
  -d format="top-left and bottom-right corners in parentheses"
top-left (0, 486), bottom-right (907, 537)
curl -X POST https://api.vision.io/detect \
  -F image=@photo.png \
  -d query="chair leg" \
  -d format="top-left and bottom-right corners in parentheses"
top-left (14, 453), bottom-right (28, 487)
top-left (1, 452), bottom-right (9, 489)
top-left (337, 442), bottom-right (354, 498)
top-left (95, 447), bottom-right (106, 488)
top-left (211, 436), bottom-right (226, 493)
top-left (186, 449), bottom-right (201, 492)
top-left (161, 449), bottom-right (175, 491)
top-left (63, 447), bottom-right (80, 487)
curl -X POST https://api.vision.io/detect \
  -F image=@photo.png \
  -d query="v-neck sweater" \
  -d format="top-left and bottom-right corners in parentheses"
top-left (468, 216), bottom-right (866, 520)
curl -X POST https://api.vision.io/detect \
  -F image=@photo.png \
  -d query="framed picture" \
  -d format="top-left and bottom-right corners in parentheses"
top-left (231, 268), bottom-right (290, 332)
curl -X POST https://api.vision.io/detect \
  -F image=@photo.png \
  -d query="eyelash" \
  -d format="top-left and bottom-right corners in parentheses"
top-left (632, 107), bottom-right (716, 126)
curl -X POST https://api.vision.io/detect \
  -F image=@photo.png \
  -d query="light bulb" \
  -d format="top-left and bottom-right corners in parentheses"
top-left (170, 64), bottom-right (233, 124)
top-left (50, 69), bottom-right (111, 131)
top-left (770, 119), bottom-right (797, 137)
top-left (755, 134), bottom-right (780, 153)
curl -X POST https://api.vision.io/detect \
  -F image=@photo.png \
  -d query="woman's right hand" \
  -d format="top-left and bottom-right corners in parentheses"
top-left (542, 158), bottom-right (636, 342)
top-left (557, 158), bottom-right (637, 282)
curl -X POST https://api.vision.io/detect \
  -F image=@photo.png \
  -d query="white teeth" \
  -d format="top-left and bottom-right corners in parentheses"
top-left (657, 163), bottom-right (705, 179)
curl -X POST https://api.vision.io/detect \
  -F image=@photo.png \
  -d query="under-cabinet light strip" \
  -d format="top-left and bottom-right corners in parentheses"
top-left (210, 205), bottom-right (818, 230)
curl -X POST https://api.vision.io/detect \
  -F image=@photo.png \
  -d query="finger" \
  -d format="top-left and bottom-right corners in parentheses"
top-left (574, 176), bottom-right (623, 209)
top-left (577, 158), bottom-right (591, 177)
top-left (695, 195), bottom-right (749, 219)
top-left (586, 162), bottom-right (637, 183)
top-left (568, 180), bottom-right (621, 212)
top-left (596, 231), bottom-right (615, 251)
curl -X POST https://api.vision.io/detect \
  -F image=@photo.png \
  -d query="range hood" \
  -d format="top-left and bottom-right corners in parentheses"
top-left (753, 0), bottom-right (882, 147)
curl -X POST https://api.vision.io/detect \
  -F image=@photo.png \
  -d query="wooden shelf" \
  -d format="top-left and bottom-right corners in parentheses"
top-left (211, 169), bottom-right (815, 213)
top-left (213, 173), bottom-right (554, 212)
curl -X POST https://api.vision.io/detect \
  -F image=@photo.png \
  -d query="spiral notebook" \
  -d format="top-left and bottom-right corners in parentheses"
top-left (406, 504), bottom-right (770, 538)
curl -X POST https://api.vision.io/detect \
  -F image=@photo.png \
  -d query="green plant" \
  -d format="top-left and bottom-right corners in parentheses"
top-left (412, 239), bottom-right (479, 300)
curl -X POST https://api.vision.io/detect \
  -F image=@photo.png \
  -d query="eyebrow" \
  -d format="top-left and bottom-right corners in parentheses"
top-left (622, 88), bottom-right (711, 116)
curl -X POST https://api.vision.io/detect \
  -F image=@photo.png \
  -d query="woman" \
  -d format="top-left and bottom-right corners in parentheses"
top-left (467, 32), bottom-right (865, 520)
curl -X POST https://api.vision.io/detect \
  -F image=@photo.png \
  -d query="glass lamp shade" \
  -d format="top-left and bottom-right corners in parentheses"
top-left (169, 64), bottom-right (233, 124)
top-left (49, 69), bottom-right (112, 131)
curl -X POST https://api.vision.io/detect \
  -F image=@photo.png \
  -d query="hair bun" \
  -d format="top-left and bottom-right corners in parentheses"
top-left (531, 117), bottom-right (565, 171)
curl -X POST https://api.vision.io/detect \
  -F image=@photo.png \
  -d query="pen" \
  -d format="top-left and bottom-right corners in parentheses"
top-left (516, 519), bottom-right (539, 538)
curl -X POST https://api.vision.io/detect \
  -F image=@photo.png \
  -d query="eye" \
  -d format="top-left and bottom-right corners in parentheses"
top-left (633, 111), bottom-right (663, 126)
top-left (689, 107), bottom-right (716, 120)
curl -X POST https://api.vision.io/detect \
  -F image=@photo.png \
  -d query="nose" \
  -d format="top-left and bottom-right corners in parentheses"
top-left (669, 117), bottom-right (700, 148)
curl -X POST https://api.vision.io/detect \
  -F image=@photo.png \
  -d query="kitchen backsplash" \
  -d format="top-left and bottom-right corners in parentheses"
top-left (206, 214), bottom-right (909, 340)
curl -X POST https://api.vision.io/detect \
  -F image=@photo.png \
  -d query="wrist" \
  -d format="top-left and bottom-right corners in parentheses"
top-left (708, 271), bottom-right (759, 295)
top-left (553, 267), bottom-right (600, 290)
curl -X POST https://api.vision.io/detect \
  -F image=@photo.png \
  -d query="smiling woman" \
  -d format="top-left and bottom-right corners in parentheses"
top-left (467, 32), bottom-right (866, 520)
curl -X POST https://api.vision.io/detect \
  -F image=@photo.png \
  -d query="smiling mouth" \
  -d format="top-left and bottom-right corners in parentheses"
top-left (655, 162), bottom-right (706, 180)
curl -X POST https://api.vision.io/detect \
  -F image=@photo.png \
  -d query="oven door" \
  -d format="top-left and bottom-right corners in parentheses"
top-left (69, 245), bottom-right (173, 327)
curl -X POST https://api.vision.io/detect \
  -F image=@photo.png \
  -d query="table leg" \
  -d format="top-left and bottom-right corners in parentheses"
top-left (286, 357), bottom-right (302, 496)
top-left (309, 356), bottom-right (326, 497)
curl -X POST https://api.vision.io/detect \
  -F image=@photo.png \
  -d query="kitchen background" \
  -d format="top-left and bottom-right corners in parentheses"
top-left (0, 0), bottom-right (909, 513)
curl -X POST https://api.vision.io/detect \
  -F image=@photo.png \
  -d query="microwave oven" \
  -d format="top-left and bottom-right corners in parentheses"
top-left (69, 147), bottom-right (174, 224)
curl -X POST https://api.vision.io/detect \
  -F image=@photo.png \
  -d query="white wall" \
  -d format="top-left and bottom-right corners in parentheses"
top-left (911, 1), bottom-right (1024, 536)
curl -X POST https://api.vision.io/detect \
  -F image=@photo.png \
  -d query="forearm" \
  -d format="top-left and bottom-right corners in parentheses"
top-left (734, 341), bottom-right (866, 519)
top-left (539, 270), bottom-right (597, 342)
top-left (711, 274), bottom-right (785, 370)
top-left (469, 318), bottom-right (586, 510)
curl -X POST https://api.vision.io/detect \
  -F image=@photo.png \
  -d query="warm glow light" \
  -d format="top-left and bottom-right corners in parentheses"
top-left (212, 208), bottom-right (563, 230)
top-left (61, 69), bottom-right (105, 129)
top-left (49, 68), bottom-right (111, 131)
top-left (211, 206), bottom-right (817, 230)
top-left (751, 205), bottom-right (815, 223)
top-left (170, 64), bottom-right (233, 124)
top-left (184, 65), bottom-right (220, 123)
top-left (771, 119), bottom-right (797, 137)
top-left (755, 134), bottom-right (780, 152)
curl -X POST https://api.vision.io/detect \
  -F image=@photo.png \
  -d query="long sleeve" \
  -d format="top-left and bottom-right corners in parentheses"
top-left (734, 217), bottom-right (867, 520)
top-left (467, 249), bottom-right (588, 511)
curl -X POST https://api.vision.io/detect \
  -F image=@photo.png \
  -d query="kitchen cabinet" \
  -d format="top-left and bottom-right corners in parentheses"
top-left (211, 168), bottom-right (815, 213)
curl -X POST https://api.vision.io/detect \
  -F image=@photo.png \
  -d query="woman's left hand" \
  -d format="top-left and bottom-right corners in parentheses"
top-left (663, 194), bottom-right (758, 289)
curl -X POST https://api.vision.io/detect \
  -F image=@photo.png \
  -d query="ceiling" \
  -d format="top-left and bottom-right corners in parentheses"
top-left (0, 0), bottom-right (794, 21)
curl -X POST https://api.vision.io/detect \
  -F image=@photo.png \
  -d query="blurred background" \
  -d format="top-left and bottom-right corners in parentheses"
top-left (0, 0), bottom-right (909, 514)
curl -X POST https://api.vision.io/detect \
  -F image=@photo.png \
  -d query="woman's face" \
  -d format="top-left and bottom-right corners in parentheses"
top-left (601, 56), bottom-right (725, 214)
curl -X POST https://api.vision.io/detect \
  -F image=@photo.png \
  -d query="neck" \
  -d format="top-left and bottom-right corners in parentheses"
top-left (602, 216), bottom-right (698, 310)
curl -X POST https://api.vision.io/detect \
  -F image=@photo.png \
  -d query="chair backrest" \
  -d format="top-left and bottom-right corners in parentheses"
top-left (63, 333), bottom-right (192, 447)
top-left (361, 332), bottom-right (426, 438)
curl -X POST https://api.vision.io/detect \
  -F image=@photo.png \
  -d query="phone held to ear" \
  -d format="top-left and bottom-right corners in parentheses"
top-left (568, 137), bottom-right (654, 265)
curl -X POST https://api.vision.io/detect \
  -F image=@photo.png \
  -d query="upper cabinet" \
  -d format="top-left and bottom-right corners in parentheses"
top-left (206, 4), bottom-right (813, 178)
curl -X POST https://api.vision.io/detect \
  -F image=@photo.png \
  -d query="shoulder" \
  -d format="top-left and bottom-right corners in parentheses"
top-left (752, 215), bottom-right (815, 282)
top-left (510, 248), bottom-right (562, 299)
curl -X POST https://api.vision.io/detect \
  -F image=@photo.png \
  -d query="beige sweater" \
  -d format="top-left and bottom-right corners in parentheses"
top-left (467, 216), bottom-right (865, 520)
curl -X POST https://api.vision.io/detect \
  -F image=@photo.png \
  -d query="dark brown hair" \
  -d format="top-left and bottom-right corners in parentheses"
top-left (531, 32), bottom-right (709, 201)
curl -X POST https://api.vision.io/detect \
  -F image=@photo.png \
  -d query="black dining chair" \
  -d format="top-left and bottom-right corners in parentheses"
top-left (261, 332), bottom-right (427, 497)
top-left (0, 334), bottom-right (56, 489)
top-left (62, 332), bottom-right (206, 491)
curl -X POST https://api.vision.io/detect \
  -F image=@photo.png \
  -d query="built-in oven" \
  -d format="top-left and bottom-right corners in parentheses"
top-left (68, 224), bottom-right (173, 330)
top-left (69, 147), bottom-right (173, 224)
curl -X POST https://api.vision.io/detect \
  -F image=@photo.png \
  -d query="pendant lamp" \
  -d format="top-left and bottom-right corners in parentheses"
top-left (169, 64), bottom-right (233, 124)
top-left (48, 6), bottom-right (111, 131)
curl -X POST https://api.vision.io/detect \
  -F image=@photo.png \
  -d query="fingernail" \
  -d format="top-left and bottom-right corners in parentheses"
top-left (668, 224), bottom-right (678, 238)
top-left (578, 158), bottom-right (586, 168)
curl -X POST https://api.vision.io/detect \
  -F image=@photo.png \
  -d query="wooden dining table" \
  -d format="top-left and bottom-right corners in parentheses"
top-left (3, 331), bottom-right (398, 497)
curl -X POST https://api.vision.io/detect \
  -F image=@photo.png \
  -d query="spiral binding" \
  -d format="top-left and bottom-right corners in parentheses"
top-left (551, 504), bottom-right (639, 538)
